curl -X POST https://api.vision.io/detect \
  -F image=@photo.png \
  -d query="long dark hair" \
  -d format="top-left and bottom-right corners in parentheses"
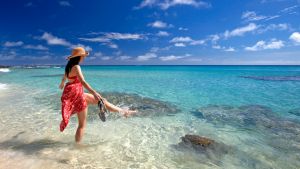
top-left (65, 56), bottom-right (81, 77)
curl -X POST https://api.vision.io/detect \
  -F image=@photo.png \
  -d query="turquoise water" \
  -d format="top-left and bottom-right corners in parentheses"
top-left (0, 66), bottom-right (300, 168)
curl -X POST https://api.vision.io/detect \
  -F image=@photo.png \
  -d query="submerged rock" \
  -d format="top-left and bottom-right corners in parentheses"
top-left (289, 108), bottom-right (300, 116)
top-left (194, 104), bottom-right (278, 129)
top-left (35, 92), bottom-right (180, 120)
top-left (175, 134), bottom-right (273, 168)
top-left (176, 134), bottom-right (230, 164)
top-left (181, 134), bottom-right (215, 148)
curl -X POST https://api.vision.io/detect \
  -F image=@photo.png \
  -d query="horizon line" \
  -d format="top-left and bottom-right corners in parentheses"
top-left (2, 64), bottom-right (300, 67)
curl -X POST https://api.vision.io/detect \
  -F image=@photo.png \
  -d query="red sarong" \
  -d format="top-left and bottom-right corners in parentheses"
top-left (60, 77), bottom-right (87, 132)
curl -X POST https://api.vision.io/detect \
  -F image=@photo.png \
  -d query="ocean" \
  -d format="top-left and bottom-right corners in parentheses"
top-left (0, 65), bottom-right (300, 169)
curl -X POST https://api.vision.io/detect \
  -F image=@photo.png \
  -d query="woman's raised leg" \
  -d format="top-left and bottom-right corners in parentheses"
top-left (75, 107), bottom-right (88, 143)
top-left (84, 93), bottom-right (122, 112)
top-left (84, 93), bottom-right (136, 115)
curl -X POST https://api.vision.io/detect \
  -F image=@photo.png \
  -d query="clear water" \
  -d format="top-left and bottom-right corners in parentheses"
top-left (0, 66), bottom-right (300, 169)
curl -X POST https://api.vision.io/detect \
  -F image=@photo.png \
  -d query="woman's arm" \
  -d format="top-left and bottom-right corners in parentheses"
top-left (74, 65), bottom-right (102, 100)
top-left (59, 74), bottom-right (67, 89)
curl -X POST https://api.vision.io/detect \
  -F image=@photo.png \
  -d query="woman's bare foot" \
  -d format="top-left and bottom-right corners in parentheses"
top-left (121, 109), bottom-right (137, 118)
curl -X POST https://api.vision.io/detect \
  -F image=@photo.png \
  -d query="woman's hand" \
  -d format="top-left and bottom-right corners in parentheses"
top-left (92, 91), bottom-right (102, 101)
top-left (59, 82), bottom-right (65, 90)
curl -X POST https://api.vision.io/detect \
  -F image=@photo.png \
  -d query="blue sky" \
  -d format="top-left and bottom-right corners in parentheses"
top-left (0, 0), bottom-right (300, 65)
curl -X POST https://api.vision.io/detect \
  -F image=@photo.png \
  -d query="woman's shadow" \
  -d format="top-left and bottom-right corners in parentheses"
top-left (0, 131), bottom-right (68, 155)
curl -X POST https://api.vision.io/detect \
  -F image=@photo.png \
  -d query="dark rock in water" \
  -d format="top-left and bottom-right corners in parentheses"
top-left (0, 65), bottom-right (10, 68)
top-left (289, 108), bottom-right (300, 116)
top-left (190, 110), bottom-right (205, 119)
top-left (195, 104), bottom-right (277, 129)
top-left (181, 134), bottom-right (214, 147)
top-left (178, 134), bottom-right (231, 156)
top-left (240, 75), bottom-right (300, 82)
top-left (35, 92), bottom-right (180, 120)
top-left (176, 134), bottom-right (230, 163)
top-left (174, 134), bottom-right (274, 168)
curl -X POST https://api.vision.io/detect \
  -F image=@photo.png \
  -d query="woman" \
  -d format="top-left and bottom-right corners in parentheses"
top-left (59, 47), bottom-right (136, 143)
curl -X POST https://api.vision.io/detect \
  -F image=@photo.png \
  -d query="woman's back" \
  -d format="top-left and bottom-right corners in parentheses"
top-left (67, 66), bottom-right (79, 83)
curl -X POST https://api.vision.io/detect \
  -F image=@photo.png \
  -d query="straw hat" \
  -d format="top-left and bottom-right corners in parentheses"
top-left (67, 47), bottom-right (89, 60)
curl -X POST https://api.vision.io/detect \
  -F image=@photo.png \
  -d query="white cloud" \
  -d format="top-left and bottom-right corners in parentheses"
top-left (71, 44), bottom-right (93, 51)
top-left (24, 44), bottom-right (48, 50)
top-left (170, 36), bottom-right (205, 46)
top-left (174, 43), bottom-right (186, 47)
top-left (79, 37), bottom-right (110, 43)
top-left (104, 32), bottom-right (144, 40)
top-left (118, 55), bottom-right (132, 60)
top-left (242, 11), bottom-right (267, 21)
top-left (178, 27), bottom-right (188, 31)
top-left (108, 43), bottom-right (118, 49)
top-left (0, 51), bottom-right (17, 60)
top-left (136, 53), bottom-right (157, 61)
top-left (241, 11), bottom-right (279, 22)
top-left (258, 23), bottom-right (290, 33)
top-left (280, 5), bottom-right (299, 13)
top-left (3, 41), bottom-right (24, 47)
top-left (40, 32), bottom-right (72, 46)
top-left (87, 51), bottom-right (102, 60)
top-left (135, 0), bottom-right (156, 9)
top-left (80, 32), bottom-right (144, 49)
top-left (212, 45), bottom-right (235, 52)
top-left (208, 34), bottom-right (220, 44)
top-left (81, 32), bottom-right (144, 42)
top-left (148, 21), bottom-right (171, 28)
top-left (160, 0), bottom-right (209, 10)
top-left (159, 55), bottom-right (184, 61)
top-left (59, 1), bottom-right (71, 6)
top-left (94, 52), bottom-right (103, 57)
top-left (224, 47), bottom-right (235, 52)
top-left (136, 0), bottom-right (210, 10)
top-left (224, 23), bottom-right (258, 38)
top-left (156, 31), bottom-right (170, 36)
top-left (212, 45), bottom-right (221, 49)
top-left (21, 55), bottom-right (51, 60)
top-left (289, 32), bottom-right (300, 44)
top-left (101, 56), bottom-right (112, 61)
top-left (190, 40), bottom-right (205, 45)
top-left (150, 47), bottom-right (159, 52)
top-left (170, 36), bottom-right (193, 43)
top-left (245, 39), bottom-right (284, 51)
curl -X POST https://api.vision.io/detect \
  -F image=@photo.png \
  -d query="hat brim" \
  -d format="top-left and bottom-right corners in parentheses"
top-left (66, 53), bottom-right (89, 60)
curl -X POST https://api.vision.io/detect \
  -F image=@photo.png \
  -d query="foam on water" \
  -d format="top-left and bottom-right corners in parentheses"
top-left (0, 83), bottom-right (7, 90)
top-left (0, 68), bottom-right (10, 72)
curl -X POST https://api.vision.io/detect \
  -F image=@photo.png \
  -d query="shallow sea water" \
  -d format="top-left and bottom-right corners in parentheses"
top-left (0, 65), bottom-right (300, 169)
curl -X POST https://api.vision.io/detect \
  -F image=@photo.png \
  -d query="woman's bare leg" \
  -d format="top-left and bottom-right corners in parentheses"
top-left (76, 107), bottom-right (88, 143)
top-left (84, 93), bottom-right (136, 114)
